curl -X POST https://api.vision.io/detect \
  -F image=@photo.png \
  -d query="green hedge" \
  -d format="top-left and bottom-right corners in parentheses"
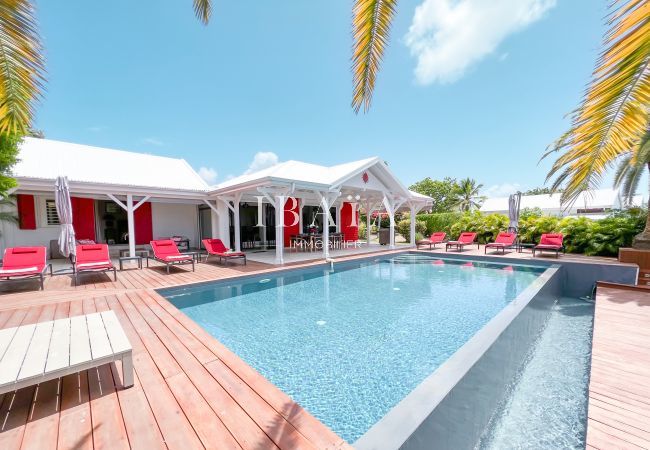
top-left (414, 209), bottom-right (645, 256)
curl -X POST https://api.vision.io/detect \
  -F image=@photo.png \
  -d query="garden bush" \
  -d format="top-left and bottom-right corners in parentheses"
top-left (414, 209), bottom-right (645, 256)
top-left (416, 212), bottom-right (463, 236)
top-left (396, 217), bottom-right (427, 242)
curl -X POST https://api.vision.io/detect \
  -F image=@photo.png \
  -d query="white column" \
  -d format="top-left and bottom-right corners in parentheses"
top-left (298, 200), bottom-right (303, 234)
top-left (321, 195), bottom-right (330, 259)
top-left (126, 194), bottom-right (136, 257)
top-left (389, 213), bottom-right (395, 249)
top-left (409, 203), bottom-right (416, 247)
top-left (233, 199), bottom-right (241, 252)
top-left (275, 195), bottom-right (285, 264)
top-left (366, 201), bottom-right (371, 246)
top-left (335, 204), bottom-right (341, 233)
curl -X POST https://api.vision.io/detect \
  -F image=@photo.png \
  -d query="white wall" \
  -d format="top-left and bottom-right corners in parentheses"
top-left (0, 195), bottom-right (61, 257)
top-left (151, 202), bottom-right (199, 248)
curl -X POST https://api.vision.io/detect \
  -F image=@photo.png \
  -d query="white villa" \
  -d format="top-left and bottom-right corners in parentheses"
top-left (480, 188), bottom-right (644, 219)
top-left (1, 138), bottom-right (431, 264)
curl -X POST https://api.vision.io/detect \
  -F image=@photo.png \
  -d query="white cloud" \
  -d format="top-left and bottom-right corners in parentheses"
top-left (141, 137), bottom-right (165, 146)
top-left (484, 182), bottom-right (522, 198)
top-left (197, 166), bottom-right (218, 184)
top-left (244, 151), bottom-right (279, 174)
top-left (404, 0), bottom-right (556, 85)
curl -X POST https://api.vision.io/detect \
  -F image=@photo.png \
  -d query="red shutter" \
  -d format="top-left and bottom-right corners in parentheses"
top-left (16, 194), bottom-right (37, 230)
top-left (134, 202), bottom-right (153, 245)
top-left (283, 198), bottom-right (300, 247)
top-left (70, 197), bottom-right (96, 241)
top-left (340, 202), bottom-right (359, 242)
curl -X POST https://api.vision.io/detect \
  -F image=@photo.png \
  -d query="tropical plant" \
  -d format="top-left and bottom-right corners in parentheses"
top-left (523, 187), bottom-right (555, 195)
top-left (351, 0), bottom-right (397, 113)
top-left (395, 217), bottom-right (426, 242)
top-left (519, 207), bottom-right (544, 220)
top-left (543, 0), bottom-right (650, 246)
top-left (454, 178), bottom-right (485, 212)
top-left (409, 177), bottom-right (461, 213)
top-left (416, 212), bottom-right (463, 236)
top-left (614, 129), bottom-right (650, 205)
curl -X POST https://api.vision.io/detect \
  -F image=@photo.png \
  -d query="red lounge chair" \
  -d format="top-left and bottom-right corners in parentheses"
top-left (202, 239), bottom-right (246, 265)
top-left (150, 239), bottom-right (195, 273)
top-left (533, 233), bottom-right (565, 258)
top-left (417, 232), bottom-right (446, 250)
top-left (484, 232), bottom-right (517, 254)
top-left (74, 244), bottom-right (116, 286)
top-left (445, 232), bottom-right (478, 252)
top-left (0, 246), bottom-right (51, 290)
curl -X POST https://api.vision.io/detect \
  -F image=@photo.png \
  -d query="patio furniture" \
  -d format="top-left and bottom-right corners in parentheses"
top-left (533, 233), bottom-right (565, 258)
top-left (118, 255), bottom-right (142, 271)
top-left (202, 239), bottom-right (246, 265)
top-left (445, 232), bottom-right (479, 252)
top-left (150, 239), bottom-right (195, 273)
top-left (517, 243), bottom-right (535, 253)
top-left (0, 246), bottom-right (51, 291)
top-left (0, 310), bottom-right (134, 394)
top-left (417, 232), bottom-right (446, 250)
top-left (181, 250), bottom-right (203, 263)
top-left (484, 232), bottom-right (517, 254)
top-left (74, 244), bottom-right (117, 285)
top-left (119, 247), bottom-right (149, 258)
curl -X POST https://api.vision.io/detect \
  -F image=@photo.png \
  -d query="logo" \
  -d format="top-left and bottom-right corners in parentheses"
top-left (362, 172), bottom-right (369, 184)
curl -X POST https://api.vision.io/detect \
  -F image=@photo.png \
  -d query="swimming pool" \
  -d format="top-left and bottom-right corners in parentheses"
top-left (162, 254), bottom-right (547, 443)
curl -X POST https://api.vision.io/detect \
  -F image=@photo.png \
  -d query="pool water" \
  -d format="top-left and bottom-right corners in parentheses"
top-left (479, 297), bottom-right (594, 449)
top-left (163, 254), bottom-right (544, 443)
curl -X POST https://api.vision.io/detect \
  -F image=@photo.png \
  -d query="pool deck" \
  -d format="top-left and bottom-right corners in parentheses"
top-left (0, 257), bottom-right (363, 450)
top-left (0, 247), bottom-right (646, 449)
top-left (588, 282), bottom-right (650, 450)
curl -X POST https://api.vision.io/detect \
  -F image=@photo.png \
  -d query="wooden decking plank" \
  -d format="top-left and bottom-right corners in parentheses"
top-left (0, 386), bottom-right (36, 449)
top-left (109, 359), bottom-right (166, 450)
top-left (166, 372), bottom-right (241, 450)
top-left (117, 293), bottom-right (182, 378)
top-left (128, 291), bottom-right (278, 450)
top-left (19, 379), bottom-right (61, 450)
top-left (132, 352), bottom-right (204, 449)
top-left (58, 372), bottom-right (93, 450)
top-left (87, 363), bottom-right (130, 449)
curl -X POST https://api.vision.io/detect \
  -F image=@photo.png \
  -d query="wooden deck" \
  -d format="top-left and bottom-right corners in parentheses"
top-left (588, 283), bottom-right (650, 449)
top-left (0, 258), bottom-right (354, 449)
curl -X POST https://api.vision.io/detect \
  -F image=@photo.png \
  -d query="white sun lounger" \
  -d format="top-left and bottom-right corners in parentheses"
top-left (0, 310), bottom-right (133, 394)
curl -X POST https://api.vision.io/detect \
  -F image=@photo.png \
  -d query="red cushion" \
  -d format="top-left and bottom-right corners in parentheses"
top-left (540, 234), bottom-right (563, 246)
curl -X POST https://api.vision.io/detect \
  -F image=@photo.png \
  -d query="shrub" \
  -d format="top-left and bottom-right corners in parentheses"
top-left (396, 218), bottom-right (427, 242)
top-left (416, 212), bottom-right (463, 236)
top-left (449, 211), bottom-right (509, 243)
top-left (517, 215), bottom-right (560, 243)
top-left (358, 221), bottom-right (367, 240)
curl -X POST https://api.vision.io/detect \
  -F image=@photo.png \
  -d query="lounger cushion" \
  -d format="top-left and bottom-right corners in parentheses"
top-left (77, 261), bottom-right (113, 270)
top-left (159, 255), bottom-right (192, 262)
top-left (535, 244), bottom-right (562, 249)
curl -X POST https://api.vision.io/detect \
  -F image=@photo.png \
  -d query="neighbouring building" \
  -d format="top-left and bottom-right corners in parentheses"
top-left (480, 189), bottom-right (644, 219)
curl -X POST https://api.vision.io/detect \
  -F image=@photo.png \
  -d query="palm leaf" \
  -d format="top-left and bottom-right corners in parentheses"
top-left (193, 0), bottom-right (212, 24)
top-left (0, 0), bottom-right (45, 135)
top-left (351, 0), bottom-right (397, 113)
top-left (544, 0), bottom-right (650, 205)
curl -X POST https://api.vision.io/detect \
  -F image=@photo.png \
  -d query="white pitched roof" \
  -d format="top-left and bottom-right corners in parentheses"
top-left (480, 188), bottom-right (639, 212)
top-left (13, 137), bottom-right (209, 191)
top-left (213, 157), bottom-right (379, 190)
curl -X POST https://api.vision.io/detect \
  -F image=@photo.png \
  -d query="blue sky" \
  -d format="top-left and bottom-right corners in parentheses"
top-left (34, 0), bottom-right (608, 196)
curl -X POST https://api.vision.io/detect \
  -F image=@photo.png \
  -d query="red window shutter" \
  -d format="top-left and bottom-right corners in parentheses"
top-left (70, 197), bottom-right (96, 241)
top-left (134, 202), bottom-right (153, 245)
top-left (16, 194), bottom-right (37, 230)
top-left (283, 198), bottom-right (300, 247)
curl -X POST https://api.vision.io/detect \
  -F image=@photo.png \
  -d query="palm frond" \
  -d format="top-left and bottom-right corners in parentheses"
top-left (544, 0), bottom-right (650, 204)
top-left (0, 0), bottom-right (45, 135)
top-left (193, 0), bottom-right (212, 25)
top-left (351, 0), bottom-right (397, 113)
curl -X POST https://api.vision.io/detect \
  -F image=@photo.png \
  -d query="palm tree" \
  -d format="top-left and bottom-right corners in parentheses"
top-left (455, 178), bottom-right (485, 212)
top-left (544, 1), bottom-right (649, 216)
top-left (613, 129), bottom-right (650, 246)
top-left (0, 1), bottom-right (212, 135)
